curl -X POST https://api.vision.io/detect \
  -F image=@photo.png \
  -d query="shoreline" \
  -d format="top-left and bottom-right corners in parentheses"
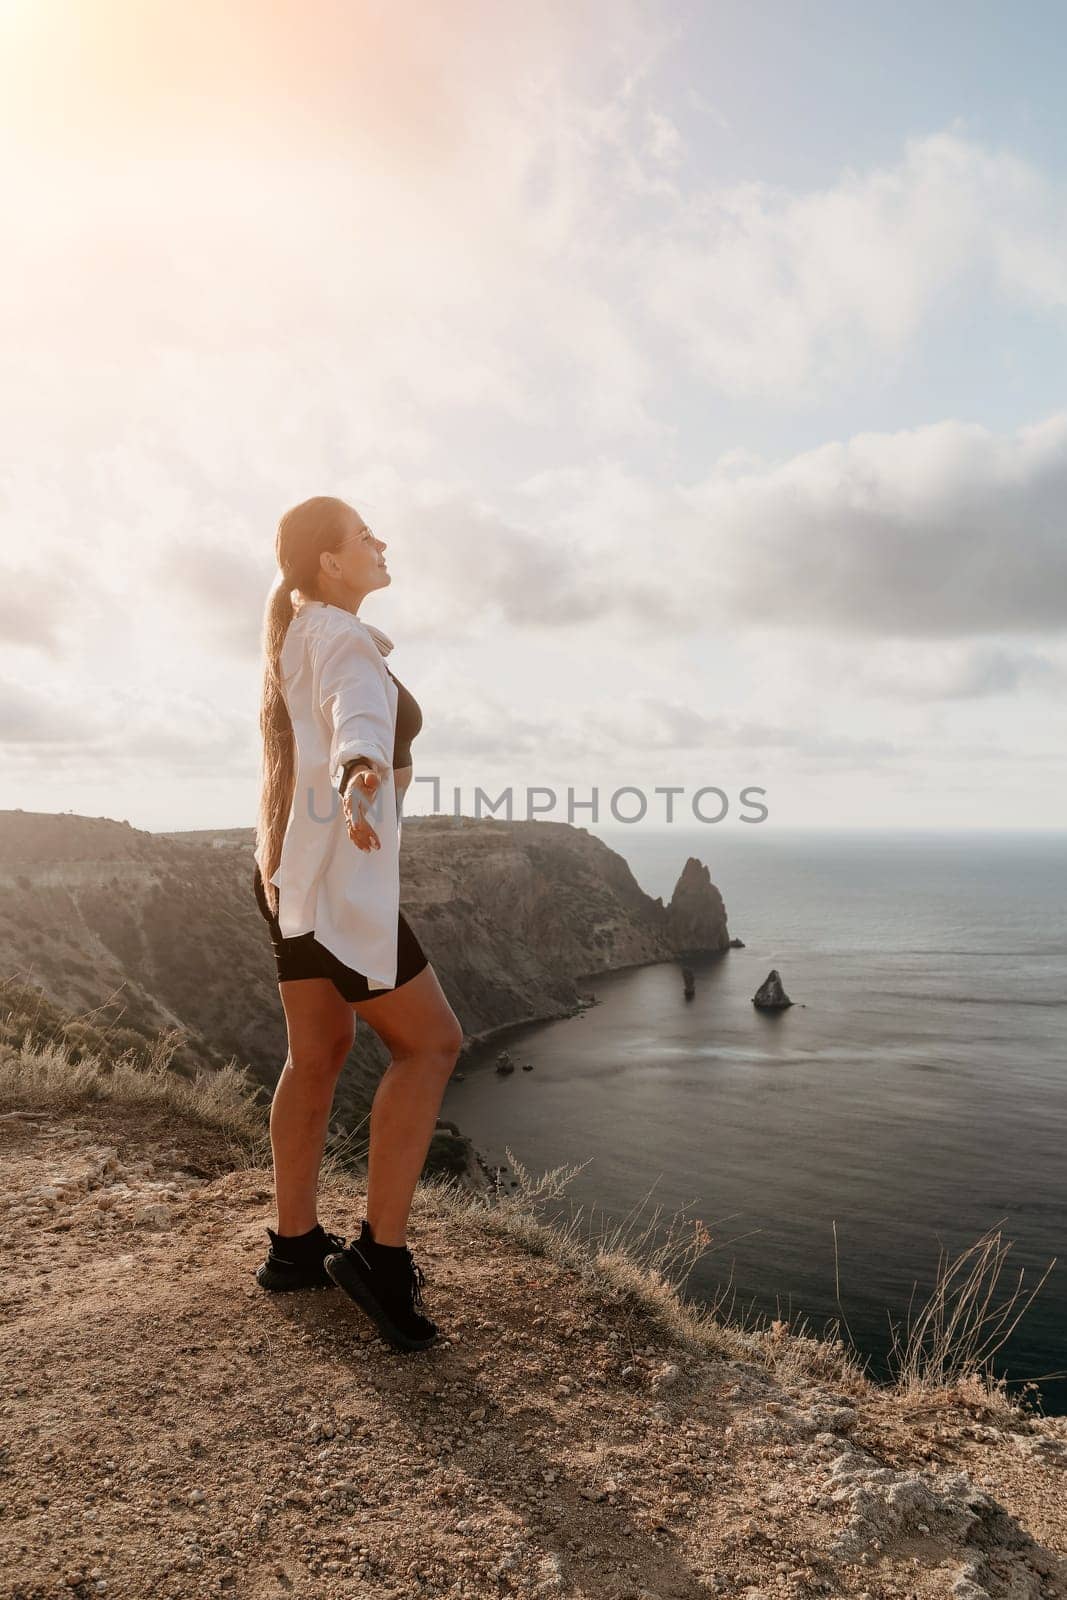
top-left (455, 944), bottom-right (733, 1062)
top-left (449, 948), bottom-right (734, 1198)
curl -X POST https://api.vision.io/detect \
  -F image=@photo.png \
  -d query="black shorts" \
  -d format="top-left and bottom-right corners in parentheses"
top-left (252, 861), bottom-right (429, 1002)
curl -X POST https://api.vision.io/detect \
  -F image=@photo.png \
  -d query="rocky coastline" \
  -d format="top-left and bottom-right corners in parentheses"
top-left (400, 813), bottom-right (732, 1050)
top-left (0, 808), bottom-right (735, 1161)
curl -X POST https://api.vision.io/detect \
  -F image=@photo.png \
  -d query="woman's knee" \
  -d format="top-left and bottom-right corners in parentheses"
top-left (286, 1028), bottom-right (353, 1082)
top-left (397, 1015), bottom-right (464, 1073)
top-left (434, 1008), bottom-right (465, 1063)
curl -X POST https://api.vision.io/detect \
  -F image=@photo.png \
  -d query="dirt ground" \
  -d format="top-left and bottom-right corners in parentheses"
top-left (2, 1103), bottom-right (1065, 1600)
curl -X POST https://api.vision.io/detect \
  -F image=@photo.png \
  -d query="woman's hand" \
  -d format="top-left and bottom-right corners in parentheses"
top-left (342, 768), bottom-right (382, 852)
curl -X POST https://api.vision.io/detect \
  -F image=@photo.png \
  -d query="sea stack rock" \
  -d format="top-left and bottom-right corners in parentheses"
top-left (752, 969), bottom-right (792, 1010)
top-left (665, 857), bottom-right (730, 954)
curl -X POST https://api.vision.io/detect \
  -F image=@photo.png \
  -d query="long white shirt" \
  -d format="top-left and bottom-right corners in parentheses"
top-left (266, 595), bottom-right (404, 990)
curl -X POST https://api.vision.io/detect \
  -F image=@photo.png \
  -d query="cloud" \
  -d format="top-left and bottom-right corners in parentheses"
top-left (155, 536), bottom-right (269, 660)
top-left (676, 413), bottom-right (1067, 637)
top-left (430, 414), bottom-right (1067, 642)
top-left (0, 0), bottom-right (674, 449)
top-left (0, 569), bottom-right (79, 656)
top-left (396, 489), bottom-right (663, 635)
top-left (0, 678), bottom-right (255, 777)
top-left (594, 696), bottom-right (900, 763)
top-left (4, 15), bottom-right (1067, 461)
top-left (400, 674), bottom-right (902, 773)
top-left (636, 130), bottom-right (1067, 395)
top-left (854, 641), bottom-right (1066, 700)
top-left (0, 679), bottom-right (92, 743)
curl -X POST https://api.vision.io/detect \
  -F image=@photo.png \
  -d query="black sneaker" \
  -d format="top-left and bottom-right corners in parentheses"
top-left (324, 1221), bottom-right (439, 1351)
top-left (255, 1225), bottom-right (346, 1292)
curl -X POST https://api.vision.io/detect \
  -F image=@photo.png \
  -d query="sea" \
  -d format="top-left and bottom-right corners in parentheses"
top-left (440, 827), bottom-right (1067, 1416)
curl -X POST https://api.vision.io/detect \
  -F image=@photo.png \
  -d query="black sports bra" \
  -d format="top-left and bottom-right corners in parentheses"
top-left (385, 667), bottom-right (422, 768)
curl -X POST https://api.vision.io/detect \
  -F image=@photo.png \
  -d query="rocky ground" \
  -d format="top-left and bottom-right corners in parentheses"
top-left (1, 1103), bottom-right (1065, 1600)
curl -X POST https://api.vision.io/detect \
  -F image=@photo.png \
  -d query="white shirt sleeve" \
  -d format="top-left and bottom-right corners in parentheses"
top-left (307, 614), bottom-right (394, 789)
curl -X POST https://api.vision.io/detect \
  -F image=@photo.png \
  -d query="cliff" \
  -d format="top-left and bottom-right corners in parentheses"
top-left (1, 1089), bottom-right (1064, 1600)
top-left (0, 809), bottom-right (732, 1141)
top-left (398, 816), bottom-right (731, 1045)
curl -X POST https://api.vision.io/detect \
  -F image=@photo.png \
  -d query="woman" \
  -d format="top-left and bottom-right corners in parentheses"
top-left (251, 495), bottom-right (463, 1353)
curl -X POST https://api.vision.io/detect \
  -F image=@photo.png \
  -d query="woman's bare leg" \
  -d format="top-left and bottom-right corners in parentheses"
top-left (352, 962), bottom-right (464, 1248)
top-left (272, 977), bottom-right (356, 1235)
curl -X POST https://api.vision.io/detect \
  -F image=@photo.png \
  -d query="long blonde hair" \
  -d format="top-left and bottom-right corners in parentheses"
top-left (254, 495), bottom-right (356, 916)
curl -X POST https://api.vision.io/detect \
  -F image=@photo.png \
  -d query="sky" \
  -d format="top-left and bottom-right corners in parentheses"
top-left (1, 0), bottom-right (1066, 835)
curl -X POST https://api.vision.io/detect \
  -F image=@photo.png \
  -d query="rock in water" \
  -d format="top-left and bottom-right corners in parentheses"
top-left (753, 969), bottom-right (792, 1009)
top-left (665, 857), bottom-right (730, 953)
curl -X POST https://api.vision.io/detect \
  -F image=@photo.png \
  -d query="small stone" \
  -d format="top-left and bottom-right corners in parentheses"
top-left (134, 1202), bottom-right (172, 1230)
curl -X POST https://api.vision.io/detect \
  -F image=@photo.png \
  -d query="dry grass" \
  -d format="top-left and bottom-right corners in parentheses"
top-left (0, 1001), bottom-right (268, 1164)
top-left (885, 1224), bottom-right (1058, 1418)
top-left (318, 1110), bottom-right (374, 1188)
top-left (425, 1145), bottom-right (874, 1393)
top-left (0, 1008), bottom-right (1052, 1421)
top-left (428, 1145), bottom-right (1052, 1420)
